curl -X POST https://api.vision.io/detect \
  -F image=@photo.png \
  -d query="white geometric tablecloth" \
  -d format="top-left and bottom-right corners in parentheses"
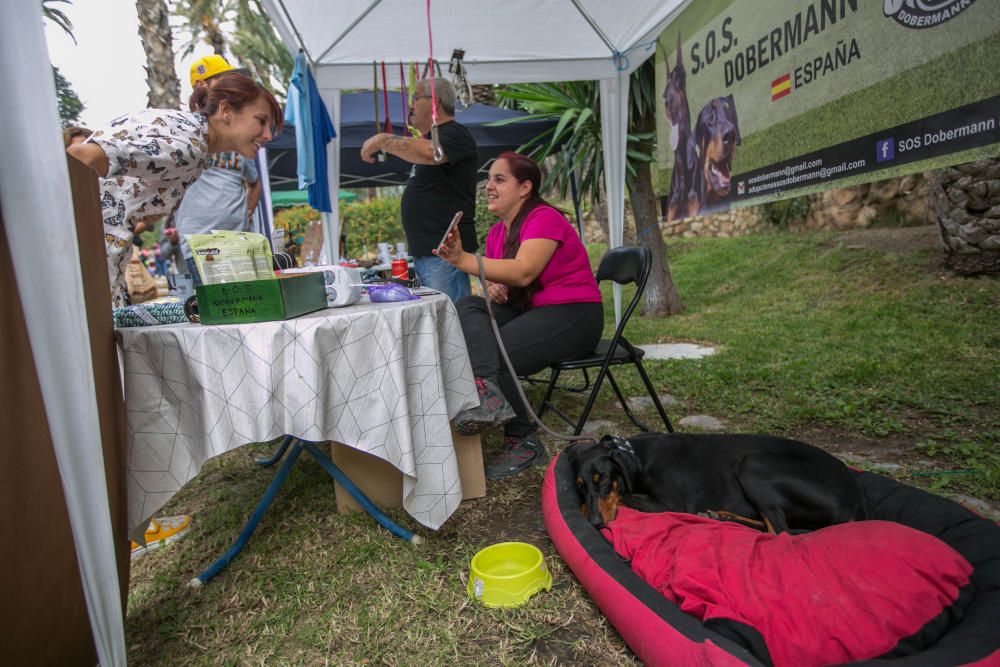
top-left (117, 294), bottom-right (477, 540)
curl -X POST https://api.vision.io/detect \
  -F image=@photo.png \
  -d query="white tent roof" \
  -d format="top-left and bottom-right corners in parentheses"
top-left (264, 0), bottom-right (690, 87)
top-left (261, 0), bottom-right (692, 269)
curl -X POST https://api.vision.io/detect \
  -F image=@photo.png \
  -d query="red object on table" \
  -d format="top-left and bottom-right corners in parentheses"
top-left (391, 258), bottom-right (409, 280)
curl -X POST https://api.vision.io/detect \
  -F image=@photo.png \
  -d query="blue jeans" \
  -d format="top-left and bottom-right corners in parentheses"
top-left (185, 256), bottom-right (203, 287)
top-left (414, 255), bottom-right (471, 303)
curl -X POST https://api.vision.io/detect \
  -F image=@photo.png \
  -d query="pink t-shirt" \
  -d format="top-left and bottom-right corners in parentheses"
top-left (485, 205), bottom-right (602, 307)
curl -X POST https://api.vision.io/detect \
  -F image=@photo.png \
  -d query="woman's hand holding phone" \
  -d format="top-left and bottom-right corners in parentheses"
top-left (432, 211), bottom-right (463, 263)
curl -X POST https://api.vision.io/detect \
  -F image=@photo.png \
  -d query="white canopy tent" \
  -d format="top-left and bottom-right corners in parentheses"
top-left (1, 3), bottom-right (126, 665)
top-left (261, 0), bottom-right (692, 280)
top-left (1, 2), bottom-right (688, 663)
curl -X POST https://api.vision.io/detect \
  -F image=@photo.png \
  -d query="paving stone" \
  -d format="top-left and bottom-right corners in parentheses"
top-left (677, 415), bottom-right (727, 432)
top-left (627, 394), bottom-right (679, 410)
top-left (579, 419), bottom-right (617, 436)
top-left (639, 343), bottom-right (716, 360)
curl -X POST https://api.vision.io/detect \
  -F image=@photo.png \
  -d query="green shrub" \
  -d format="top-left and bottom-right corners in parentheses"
top-left (273, 198), bottom-right (405, 260)
top-left (475, 194), bottom-right (497, 249)
top-left (763, 195), bottom-right (811, 230)
top-left (340, 196), bottom-right (404, 258)
top-left (273, 204), bottom-right (320, 244)
top-left (274, 194), bottom-right (503, 260)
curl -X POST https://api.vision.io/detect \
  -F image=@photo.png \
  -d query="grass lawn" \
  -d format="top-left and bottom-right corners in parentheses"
top-left (127, 229), bottom-right (998, 665)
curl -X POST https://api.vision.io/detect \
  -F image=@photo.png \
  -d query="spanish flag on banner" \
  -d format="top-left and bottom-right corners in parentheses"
top-left (771, 73), bottom-right (791, 101)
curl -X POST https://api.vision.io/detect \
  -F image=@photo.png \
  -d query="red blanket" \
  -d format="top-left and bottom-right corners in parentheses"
top-left (602, 507), bottom-right (973, 667)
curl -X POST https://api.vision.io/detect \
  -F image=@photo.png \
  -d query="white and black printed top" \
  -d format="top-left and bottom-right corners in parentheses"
top-left (87, 109), bottom-right (210, 308)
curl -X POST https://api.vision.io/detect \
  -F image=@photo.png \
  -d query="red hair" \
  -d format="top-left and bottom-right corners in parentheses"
top-left (188, 72), bottom-right (283, 133)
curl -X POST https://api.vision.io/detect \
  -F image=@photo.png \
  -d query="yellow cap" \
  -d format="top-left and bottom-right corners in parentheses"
top-left (190, 55), bottom-right (234, 87)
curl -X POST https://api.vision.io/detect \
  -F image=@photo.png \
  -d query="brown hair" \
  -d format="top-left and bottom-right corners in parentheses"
top-left (495, 152), bottom-right (556, 310)
top-left (188, 72), bottom-right (283, 133)
top-left (62, 125), bottom-right (91, 148)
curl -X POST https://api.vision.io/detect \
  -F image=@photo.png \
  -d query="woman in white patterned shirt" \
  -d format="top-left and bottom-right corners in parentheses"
top-left (67, 73), bottom-right (282, 308)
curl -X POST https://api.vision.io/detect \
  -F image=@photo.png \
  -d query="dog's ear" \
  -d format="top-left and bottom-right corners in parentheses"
top-left (609, 447), bottom-right (642, 495)
top-left (725, 94), bottom-right (741, 145)
top-left (675, 32), bottom-right (684, 68)
top-left (695, 103), bottom-right (710, 151)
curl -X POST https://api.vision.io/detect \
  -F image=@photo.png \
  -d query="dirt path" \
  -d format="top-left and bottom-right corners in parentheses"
top-left (837, 224), bottom-right (943, 252)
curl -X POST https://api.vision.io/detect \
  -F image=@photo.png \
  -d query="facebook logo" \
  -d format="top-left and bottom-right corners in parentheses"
top-left (876, 138), bottom-right (894, 163)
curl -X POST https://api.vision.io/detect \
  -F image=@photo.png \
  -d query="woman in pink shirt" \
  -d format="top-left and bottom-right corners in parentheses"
top-left (436, 152), bottom-right (603, 479)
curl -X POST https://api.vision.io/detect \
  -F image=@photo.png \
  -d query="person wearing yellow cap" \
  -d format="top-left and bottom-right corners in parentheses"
top-left (189, 53), bottom-right (251, 88)
top-left (163, 55), bottom-right (267, 286)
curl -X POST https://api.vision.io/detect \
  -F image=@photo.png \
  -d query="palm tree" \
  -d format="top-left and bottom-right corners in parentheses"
top-left (495, 60), bottom-right (685, 316)
top-left (626, 59), bottom-right (684, 316)
top-left (172, 0), bottom-right (291, 99)
top-left (43, 1), bottom-right (86, 125)
top-left (230, 0), bottom-right (292, 98)
top-left (43, 0), bottom-right (74, 42)
top-left (929, 158), bottom-right (1000, 275)
top-left (173, 0), bottom-right (228, 56)
top-left (136, 0), bottom-right (181, 109)
top-left (54, 66), bottom-right (84, 126)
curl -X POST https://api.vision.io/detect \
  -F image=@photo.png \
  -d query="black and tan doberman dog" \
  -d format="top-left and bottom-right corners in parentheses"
top-left (662, 34), bottom-right (699, 222)
top-left (694, 95), bottom-right (741, 211)
top-left (569, 433), bottom-right (867, 533)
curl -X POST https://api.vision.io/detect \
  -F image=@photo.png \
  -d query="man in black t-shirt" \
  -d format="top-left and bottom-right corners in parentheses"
top-left (361, 78), bottom-right (477, 302)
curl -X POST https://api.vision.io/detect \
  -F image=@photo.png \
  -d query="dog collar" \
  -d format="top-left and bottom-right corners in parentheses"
top-left (609, 436), bottom-right (634, 454)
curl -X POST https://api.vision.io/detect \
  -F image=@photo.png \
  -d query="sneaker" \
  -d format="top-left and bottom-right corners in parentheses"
top-left (130, 515), bottom-right (192, 560)
top-left (485, 433), bottom-right (548, 480)
top-left (455, 376), bottom-right (515, 435)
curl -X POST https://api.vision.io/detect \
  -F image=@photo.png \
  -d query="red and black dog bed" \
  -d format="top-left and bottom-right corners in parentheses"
top-left (542, 443), bottom-right (1000, 666)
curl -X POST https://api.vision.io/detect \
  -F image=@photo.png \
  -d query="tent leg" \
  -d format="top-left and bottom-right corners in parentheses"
top-left (190, 438), bottom-right (420, 587)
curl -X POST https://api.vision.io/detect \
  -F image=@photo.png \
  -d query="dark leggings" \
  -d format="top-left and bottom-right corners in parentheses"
top-left (456, 296), bottom-right (604, 436)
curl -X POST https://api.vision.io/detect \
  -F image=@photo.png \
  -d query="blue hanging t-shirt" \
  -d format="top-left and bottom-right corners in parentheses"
top-left (304, 63), bottom-right (336, 213)
top-left (285, 53), bottom-right (315, 189)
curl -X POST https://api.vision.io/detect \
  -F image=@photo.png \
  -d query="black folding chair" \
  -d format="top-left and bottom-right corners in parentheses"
top-left (534, 245), bottom-right (674, 435)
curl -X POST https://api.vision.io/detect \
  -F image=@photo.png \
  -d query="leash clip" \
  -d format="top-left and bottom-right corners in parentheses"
top-left (430, 124), bottom-right (444, 162)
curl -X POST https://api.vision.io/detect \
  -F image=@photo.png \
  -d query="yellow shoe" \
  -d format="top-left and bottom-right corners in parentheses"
top-left (130, 515), bottom-right (192, 560)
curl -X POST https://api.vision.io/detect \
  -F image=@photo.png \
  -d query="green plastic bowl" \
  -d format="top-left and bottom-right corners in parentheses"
top-left (468, 542), bottom-right (553, 608)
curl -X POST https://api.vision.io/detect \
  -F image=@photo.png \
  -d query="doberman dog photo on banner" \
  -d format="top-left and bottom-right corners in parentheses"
top-left (655, 0), bottom-right (1000, 223)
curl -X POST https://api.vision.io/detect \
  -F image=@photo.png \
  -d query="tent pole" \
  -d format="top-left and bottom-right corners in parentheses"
top-left (599, 73), bottom-right (631, 325)
top-left (319, 88), bottom-right (343, 264)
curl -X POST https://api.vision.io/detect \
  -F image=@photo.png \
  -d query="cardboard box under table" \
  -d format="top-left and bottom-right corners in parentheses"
top-left (331, 426), bottom-right (485, 514)
top-left (196, 273), bottom-right (326, 324)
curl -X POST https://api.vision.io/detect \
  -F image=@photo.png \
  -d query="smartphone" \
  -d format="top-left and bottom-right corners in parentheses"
top-left (436, 211), bottom-right (464, 250)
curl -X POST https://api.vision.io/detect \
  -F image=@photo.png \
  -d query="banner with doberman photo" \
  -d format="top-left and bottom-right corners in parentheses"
top-left (654, 0), bottom-right (1000, 223)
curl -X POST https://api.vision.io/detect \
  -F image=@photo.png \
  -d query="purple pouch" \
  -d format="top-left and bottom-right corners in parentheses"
top-left (368, 283), bottom-right (420, 302)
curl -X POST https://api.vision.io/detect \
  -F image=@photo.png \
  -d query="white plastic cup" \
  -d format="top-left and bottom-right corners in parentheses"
top-left (396, 241), bottom-right (407, 258)
top-left (377, 242), bottom-right (391, 265)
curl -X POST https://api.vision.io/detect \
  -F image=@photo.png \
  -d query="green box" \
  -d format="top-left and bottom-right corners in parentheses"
top-left (195, 273), bottom-right (327, 325)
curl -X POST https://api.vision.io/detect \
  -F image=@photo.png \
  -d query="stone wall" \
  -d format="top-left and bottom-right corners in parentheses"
top-left (660, 206), bottom-right (769, 238)
top-left (793, 173), bottom-right (935, 233)
top-left (579, 174), bottom-right (934, 243)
